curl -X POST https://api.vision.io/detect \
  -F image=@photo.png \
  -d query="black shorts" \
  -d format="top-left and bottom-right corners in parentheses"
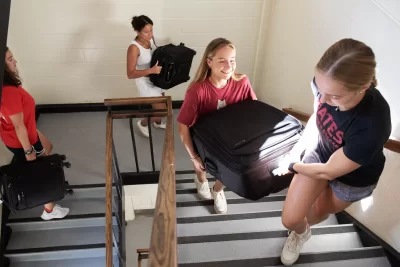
top-left (6, 137), bottom-right (45, 162)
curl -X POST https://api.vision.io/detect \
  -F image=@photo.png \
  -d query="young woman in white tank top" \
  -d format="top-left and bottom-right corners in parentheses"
top-left (126, 15), bottom-right (167, 137)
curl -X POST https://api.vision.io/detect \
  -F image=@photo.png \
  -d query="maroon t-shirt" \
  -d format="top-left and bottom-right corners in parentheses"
top-left (177, 76), bottom-right (257, 127)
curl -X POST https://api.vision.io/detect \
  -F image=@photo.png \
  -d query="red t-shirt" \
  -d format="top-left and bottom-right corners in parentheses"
top-left (177, 76), bottom-right (257, 127)
top-left (0, 85), bottom-right (38, 148)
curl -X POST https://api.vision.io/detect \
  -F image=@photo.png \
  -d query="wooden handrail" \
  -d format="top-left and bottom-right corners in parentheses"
top-left (148, 96), bottom-right (177, 267)
top-left (105, 96), bottom-right (177, 267)
top-left (105, 112), bottom-right (113, 267)
top-left (282, 108), bottom-right (400, 154)
top-left (104, 96), bottom-right (168, 106)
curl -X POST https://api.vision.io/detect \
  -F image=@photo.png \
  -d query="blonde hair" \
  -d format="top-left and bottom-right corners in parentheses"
top-left (316, 38), bottom-right (377, 91)
top-left (190, 38), bottom-right (245, 87)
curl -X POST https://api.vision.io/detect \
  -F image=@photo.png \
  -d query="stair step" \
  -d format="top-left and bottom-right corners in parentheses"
top-left (176, 190), bottom-right (287, 203)
top-left (66, 184), bottom-right (117, 199)
top-left (9, 255), bottom-right (120, 267)
top-left (7, 197), bottom-right (107, 222)
top-left (177, 215), bottom-right (339, 237)
top-left (177, 231), bottom-right (364, 264)
top-left (5, 245), bottom-right (115, 262)
top-left (6, 226), bottom-right (108, 251)
top-left (177, 247), bottom-right (389, 266)
top-left (177, 201), bottom-right (284, 218)
top-left (8, 215), bottom-right (117, 231)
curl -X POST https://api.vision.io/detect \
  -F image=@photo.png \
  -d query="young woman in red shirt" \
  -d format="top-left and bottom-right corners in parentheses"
top-left (177, 38), bottom-right (257, 214)
top-left (1, 47), bottom-right (70, 220)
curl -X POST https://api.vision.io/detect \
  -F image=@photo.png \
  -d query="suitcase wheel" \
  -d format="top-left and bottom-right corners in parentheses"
top-left (61, 155), bottom-right (66, 160)
top-left (63, 162), bottom-right (71, 168)
top-left (66, 189), bottom-right (74, 195)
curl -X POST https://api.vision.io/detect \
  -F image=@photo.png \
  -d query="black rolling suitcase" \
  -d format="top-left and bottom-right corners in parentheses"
top-left (191, 100), bottom-right (304, 200)
top-left (149, 42), bottom-right (196, 89)
top-left (0, 154), bottom-right (73, 213)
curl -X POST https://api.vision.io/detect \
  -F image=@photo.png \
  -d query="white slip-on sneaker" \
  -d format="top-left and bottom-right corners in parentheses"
top-left (137, 120), bottom-right (149, 138)
top-left (281, 224), bottom-right (311, 265)
top-left (41, 204), bottom-right (70, 221)
top-left (152, 121), bottom-right (166, 129)
top-left (194, 176), bottom-right (212, 200)
top-left (211, 187), bottom-right (227, 214)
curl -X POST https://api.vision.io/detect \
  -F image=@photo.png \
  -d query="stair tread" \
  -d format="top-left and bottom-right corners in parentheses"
top-left (6, 246), bottom-right (114, 262)
top-left (9, 255), bottom-right (119, 267)
top-left (176, 190), bottom-right (287, 203)
top-left (176, 201), bottom-right (284, 218)
top-left (7, 197), bottom-right (106, 221)
top-left (177, 247), bottom-right (389, 266)
top-left (177, 215), bottom-right (338, 237)
top-left (177, 232), bottom-right (363, 264)
top-left (6, 225), bottom-right (108, 251)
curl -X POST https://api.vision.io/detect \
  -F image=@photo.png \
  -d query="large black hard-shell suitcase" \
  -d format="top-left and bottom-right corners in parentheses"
top-left (0, 154), bottom-right (73, 213)
top-left (191, 100), bottom-right (303, 200)
top-left (149, 42), bottom-right (196, 89)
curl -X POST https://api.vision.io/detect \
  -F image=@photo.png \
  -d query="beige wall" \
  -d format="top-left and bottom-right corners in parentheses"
top-left (255, 0), bottom-right (400, 252)
top-left (7, 0), bottom-right (265, 104)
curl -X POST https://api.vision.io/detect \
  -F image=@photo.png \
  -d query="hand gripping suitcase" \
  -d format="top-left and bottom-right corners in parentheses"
top-left (0, 154), bottom-right (73, 213)
top-left (191, 99), bottom-right (303, 200)
top-left (149, 42), bottom-right (196, 89)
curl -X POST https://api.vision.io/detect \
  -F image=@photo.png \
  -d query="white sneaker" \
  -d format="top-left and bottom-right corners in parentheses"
top-left (281, 224), bottom-right (311, 265)
top-left (211, 187), bottom-right (227, 214)
top-left (137, 120), bottom-right (149, 138)
top-left (194, 176), bottom-right (212, 200)
top-left (41, 204), bottom-right (70, 221)
top-left (153, 118), bottom-right (167, 129)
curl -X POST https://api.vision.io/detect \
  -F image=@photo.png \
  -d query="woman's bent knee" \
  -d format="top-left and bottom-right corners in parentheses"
top-left (281, 213), bottom-right (304, 230)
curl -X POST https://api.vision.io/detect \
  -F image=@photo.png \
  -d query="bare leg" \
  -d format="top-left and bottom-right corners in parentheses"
top-left (306, 186), bottom-right (352, 226)
top-left (281, 174), bottom-right (328, 234)
top-left (213, 180), bottom-right (225, 192)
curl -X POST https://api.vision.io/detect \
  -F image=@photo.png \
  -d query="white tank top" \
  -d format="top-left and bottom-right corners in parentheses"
top-left (130, 39), bottom-right (157, 70)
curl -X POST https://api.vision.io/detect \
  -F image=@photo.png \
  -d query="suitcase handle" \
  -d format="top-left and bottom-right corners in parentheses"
top-left (204, 158), bottom-right (218, 173)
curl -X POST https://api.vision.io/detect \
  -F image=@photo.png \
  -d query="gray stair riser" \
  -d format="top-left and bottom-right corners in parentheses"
top-left (7, 226), bottom-right (109, 251)
top-left (8, 216), bottom-right (117, 232)
top-left (177, 215), bottom-right (339, 237)
top-left (176, 201), bottom-right (285, 218)
top-left (176, 190), bottom-right (287, 203)
top-left (9, 255), bottom-right (120, 267)
top-left (6, 247), bottom-right (117, 262)
top-left (66, 186), bottom-right (116, 199)
top-left (177, 232), bottom-right (364, 264)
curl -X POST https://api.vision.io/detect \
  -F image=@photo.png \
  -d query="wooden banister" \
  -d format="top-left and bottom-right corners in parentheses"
top-left (148, 96), bottom-right (177, 267)
top-left (105, 112), bottom-right (113, 267)
top-left (104, 96), bottom-right (168, 106)
top-left (105, 96), bottom-right (177, 267)
top-left (282, 108), bottom-right (400, 154)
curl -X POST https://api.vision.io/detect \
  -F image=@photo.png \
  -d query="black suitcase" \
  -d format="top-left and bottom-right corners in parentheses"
top-left (0, 154), bottom-right (73, 213)
top-left (191, 100), bottom-right (303, 200)
top-left (149, 42), bottom-right (196, 89)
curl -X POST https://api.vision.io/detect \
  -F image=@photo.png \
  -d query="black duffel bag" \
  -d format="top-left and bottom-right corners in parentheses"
top-left (149, 42), bottom-right (196, 89)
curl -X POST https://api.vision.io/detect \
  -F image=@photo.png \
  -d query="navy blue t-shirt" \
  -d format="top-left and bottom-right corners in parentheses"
top-left (310, 80), bottom-right (391, 187)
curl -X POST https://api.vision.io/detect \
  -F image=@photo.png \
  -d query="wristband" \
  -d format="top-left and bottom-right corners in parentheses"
top-left (288, 162), bottom-right (298, 174)
top-left (190, 155), bottom-right (199, 160)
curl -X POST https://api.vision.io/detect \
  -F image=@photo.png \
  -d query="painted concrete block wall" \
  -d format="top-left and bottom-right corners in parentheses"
top-left (255, 0), bottom-right (400, 252)
top-left (7, 0), bottom-right (265, 104)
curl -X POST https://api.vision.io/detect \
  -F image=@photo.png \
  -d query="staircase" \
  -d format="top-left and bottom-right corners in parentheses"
top-left (174, 172), bottom-right (392, 266)
top-left (3, 184), bottom-right (119, 267)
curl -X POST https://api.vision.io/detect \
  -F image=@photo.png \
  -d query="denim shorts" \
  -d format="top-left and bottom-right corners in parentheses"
top-left (6, 136), bottom-right (45, 162)
top-left (328, 179), bottom-right (377, 203)
top-left (302, 150), bottom-right (377, 203)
